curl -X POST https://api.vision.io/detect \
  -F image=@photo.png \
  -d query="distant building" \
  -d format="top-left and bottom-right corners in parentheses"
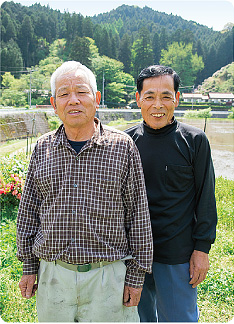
top-left (182, 92), bottom-right (234, 105)
top-left (182, 93), bottom-right (209, 103)
top-left (208, 93), bottom-right (234, 104)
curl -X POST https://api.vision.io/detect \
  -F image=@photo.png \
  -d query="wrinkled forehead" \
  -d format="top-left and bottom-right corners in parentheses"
top-left (141, 75), bottom-right (175, 94)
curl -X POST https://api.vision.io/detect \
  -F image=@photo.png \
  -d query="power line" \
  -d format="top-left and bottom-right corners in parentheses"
top-left (0, 70), bottom-right (30, 73)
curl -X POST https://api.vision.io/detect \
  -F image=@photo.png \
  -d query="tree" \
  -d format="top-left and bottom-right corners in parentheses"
top-left (91, 55), bottom-right (134, 104)
top-left (0, 89), bottom-right (27, 107)
top-left (99, 28), bottom-right (111, 57)
top-left (131, 27), bottom-right (154, 79)
top-left (160, 42), bottom-right (204, 86)
top-left (1, 11), bottom-right (17, 42)
top-left (159, 28), bottom-right (169, 50)
top-left (18, 15), bottom-right (35, 66)
top-left (83, 17), bottom-right (93, 38)
top-left (118, 33), bottom-right (132, 73)
top-left (152, 32), bottom-right (161, 64)
top-left (69, 36), bottom-right (92, 69)
top-left (1, 72), bottom-right (16, 88)
top-left (1, 40), bottom-right (24, 78)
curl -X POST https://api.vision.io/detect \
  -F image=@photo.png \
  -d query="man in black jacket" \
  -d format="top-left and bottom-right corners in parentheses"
top-left (125, 65), bottom-right (217, 322)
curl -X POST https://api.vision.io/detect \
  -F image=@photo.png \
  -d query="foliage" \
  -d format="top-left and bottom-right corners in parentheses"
top-left (47, 115), bottom-right (61, 131)
top-left (0, 89), bottom-right (27, 107)
top-left (228, 107), bottom-right (234, 119)
top-left (0, 153), bottom-right (29, 221)
top-left (0, 39), bottom-right (23, 78)
top-left (69, 36), bottom-right (92, 69)
top-left (1, 1), bottom-right (233, 92)
top-left (0, 174), bottom-right (24, 220)
top-left (197, 177), bottom-right (234, 322)
top-left (131, 27), bottom-right (154, 79)
top-left (160, 42), bottom-right (204, 86)
top-left (0, 219), bottom-right (38, 322)
top-left (198, 63), bottom-right (234, 94)
top-left (183, 108), bottom-right (212, 119)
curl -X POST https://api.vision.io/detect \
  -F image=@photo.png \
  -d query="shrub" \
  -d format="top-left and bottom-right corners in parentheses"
top-left (47, 115), bottom-right (61, 130)
top-left (184, 108), bottom-right (212, 118)
top-left (228, 107), bottom-right (234, 119)
top-left (0, 153), bottom-right (29, 221)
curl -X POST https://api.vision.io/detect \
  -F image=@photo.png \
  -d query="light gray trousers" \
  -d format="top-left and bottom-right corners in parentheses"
top-left (36, 259), bottom-right (139, 322)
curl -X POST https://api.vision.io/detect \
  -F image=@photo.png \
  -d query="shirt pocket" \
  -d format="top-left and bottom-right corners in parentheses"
top-left (165, 164), bottom-right (193, 192)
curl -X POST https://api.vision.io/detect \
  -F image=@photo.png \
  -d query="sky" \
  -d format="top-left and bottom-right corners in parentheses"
top-left (13, 0), bottom-right (234, 31)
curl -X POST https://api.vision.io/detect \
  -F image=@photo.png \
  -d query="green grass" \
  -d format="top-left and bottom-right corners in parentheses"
top-left (0, 137), bottom-right (38, 157)
top-left (0, 220), bottom-right (38, 322)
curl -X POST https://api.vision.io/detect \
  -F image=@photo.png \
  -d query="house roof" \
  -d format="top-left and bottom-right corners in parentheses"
top-left (208, 93), bottom-right (234, 99)
top-left (182, 93), bottom-right (203, 99)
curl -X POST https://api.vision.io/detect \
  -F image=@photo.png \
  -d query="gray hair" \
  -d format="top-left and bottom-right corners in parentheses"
top-left (50, 61), bottom-right (97, 97)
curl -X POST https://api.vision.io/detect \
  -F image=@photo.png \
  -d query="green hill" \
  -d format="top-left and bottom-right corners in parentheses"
top-left (198, 63), bottom-right (234, 93)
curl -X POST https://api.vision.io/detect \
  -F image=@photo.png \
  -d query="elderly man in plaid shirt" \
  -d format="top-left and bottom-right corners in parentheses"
top-left (16, 61), bottom-right (153, 322)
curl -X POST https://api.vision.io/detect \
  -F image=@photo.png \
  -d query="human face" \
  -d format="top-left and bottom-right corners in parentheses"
top-left (136, 75), bottom-right (180, 130)
top-left (50, 71), bottom-right (101, 132)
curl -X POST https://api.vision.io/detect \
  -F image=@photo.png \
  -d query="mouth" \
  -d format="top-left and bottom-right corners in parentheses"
top-left (151, 113), bottom-right (165, 118)
top-left (68, 109), bottom-right (83, 115)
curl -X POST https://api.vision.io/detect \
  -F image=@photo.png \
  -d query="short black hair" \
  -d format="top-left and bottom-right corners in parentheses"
top-left (137, 65), bottom-right (180, 94)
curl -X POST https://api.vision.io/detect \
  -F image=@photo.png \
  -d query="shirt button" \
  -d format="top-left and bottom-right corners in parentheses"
top-left (71, 238), bottom-right (75, 242)
top-left (74, 184), bottom-right (77, 188)
top-left (72, 210), bottom-right (76, 214)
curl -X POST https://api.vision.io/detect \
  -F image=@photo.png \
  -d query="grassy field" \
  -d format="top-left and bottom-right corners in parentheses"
top-left (0, 143), bottom-right (233, 322)
top-left (0, 137), bottom-right (38, 157)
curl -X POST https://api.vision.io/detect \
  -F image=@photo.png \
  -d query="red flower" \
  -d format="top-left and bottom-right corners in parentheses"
top-left (0, 188), bottom-right (6, 194)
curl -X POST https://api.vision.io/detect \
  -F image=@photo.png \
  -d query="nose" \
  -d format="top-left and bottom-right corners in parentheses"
top-left (69, 92), bottom-right (80, 105)
top-left (153, 96), bottom-right (163, 109)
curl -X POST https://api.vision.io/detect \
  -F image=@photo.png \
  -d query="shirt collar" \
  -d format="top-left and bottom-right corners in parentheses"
top-left (53, 118), bottom-right (109, 148)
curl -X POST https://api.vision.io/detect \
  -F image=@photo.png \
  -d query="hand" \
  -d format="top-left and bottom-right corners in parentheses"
top-left (189, 250), bottom-right (209, 288)
top-left (123, 285), bottom-right (142, 307)
top-left (19, 274), bottom-right (37, 299)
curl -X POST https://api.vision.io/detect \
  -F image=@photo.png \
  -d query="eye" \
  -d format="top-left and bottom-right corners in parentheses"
top-left (162, 96), bottom-right (173, 100)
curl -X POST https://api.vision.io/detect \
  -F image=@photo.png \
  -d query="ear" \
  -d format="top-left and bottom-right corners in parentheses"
top-left (136, 91), bottom-right (141, 108)
top-left (174, 91), bottom-right (180, 108)
top-left (95, 91), bottom-right (101, 106)
top-left (50, 97), bottom-right (57, 114)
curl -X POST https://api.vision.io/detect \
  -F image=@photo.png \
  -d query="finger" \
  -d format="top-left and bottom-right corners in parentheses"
top-left (26, 283), bottom-right (34, 299)
top-left (191, 272), bottom-right (207, 288)
top-left (31, 284), bottom-right (38, 297)
top-left (123, 287), bottom-right (130, 303)
top-left (189, 268), bottom-right (199, 285)
top-left (19, 281), bottom-right (27, 298)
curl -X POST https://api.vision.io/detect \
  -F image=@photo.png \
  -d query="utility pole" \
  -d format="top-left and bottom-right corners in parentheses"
top-left (102, 71), bottom-right (105, 107)
top-left (192, 85), bottom-right (195, 110)
top-left (30, 69), bottom-right (32, 109)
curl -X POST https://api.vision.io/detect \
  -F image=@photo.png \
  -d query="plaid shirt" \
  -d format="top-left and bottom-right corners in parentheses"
top-left (17, 119), bottom-right (153, 288)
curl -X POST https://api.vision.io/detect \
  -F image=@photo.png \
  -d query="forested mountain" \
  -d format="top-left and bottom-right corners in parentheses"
top-left (1, 1), bottom-right (233, 97)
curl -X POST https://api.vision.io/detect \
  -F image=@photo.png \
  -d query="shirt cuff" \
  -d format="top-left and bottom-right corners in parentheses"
top-left (23, 257), bottom-right (40, 275)
top-left (194, 240), bottom-right (211, 254)
top-left (125, 264), bottom-right (146, 288)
